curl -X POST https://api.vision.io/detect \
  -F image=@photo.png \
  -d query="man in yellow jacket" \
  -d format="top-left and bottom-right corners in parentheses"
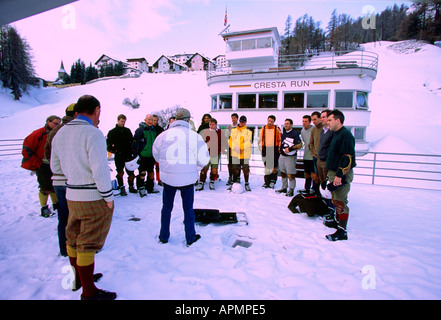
top-left (228, 116), bottom-right (253, 191)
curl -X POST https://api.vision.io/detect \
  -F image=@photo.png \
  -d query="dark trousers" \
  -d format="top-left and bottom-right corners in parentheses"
top-left (312, 157), bottom-right (321, 195)
top-left (303, 159), bottom-right (314, 191)
top-left (159, 183), bottom-right (197, 243)
top-left (54, 185), bottom-right (68, 256)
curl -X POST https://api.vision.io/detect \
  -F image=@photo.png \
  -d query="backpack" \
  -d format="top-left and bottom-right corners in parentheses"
top-left (288, 192), bottom-right (334, 217)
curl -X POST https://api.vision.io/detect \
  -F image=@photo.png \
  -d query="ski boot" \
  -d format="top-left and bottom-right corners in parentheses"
top-left (128, 186), bottom-right (138, 194)
top-left (326, 227), bottom-right (348, 241)
top-left (209, 181), bottom-right (215, 190)
top-left (195, 182), bottom-right (204, 191)
top-left (119, 186), bottom-right (128, 196)
top-left (41, 205), bottom-right (53, 218)
top-left (138, 186), bottom-right (147, 198)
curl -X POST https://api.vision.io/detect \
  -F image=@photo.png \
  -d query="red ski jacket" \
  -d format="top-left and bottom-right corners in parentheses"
top-left (21, 125), bottom-right (49, 171)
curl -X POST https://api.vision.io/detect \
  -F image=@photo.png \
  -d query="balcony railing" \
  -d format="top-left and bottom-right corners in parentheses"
top-left (207, 50), bottom-right (379, 80)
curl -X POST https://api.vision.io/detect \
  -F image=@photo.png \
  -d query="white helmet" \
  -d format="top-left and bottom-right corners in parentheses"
top-left (125, 155), bottom-right (139, 171)
top-left (231, 182), bottom-right (244, 194)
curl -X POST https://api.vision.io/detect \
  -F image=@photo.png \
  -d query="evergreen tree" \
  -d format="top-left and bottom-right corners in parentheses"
top-left (113, 61), bottom-right (125, 76)
top-left (327, 9), bottom-right (339, 50)
top-left (85, 62), bottom-right (98, 82)
top-left (0, 26), bottom-right (35, 100)
top-left (281, 15), bottom-right (293, 54)
top-left (70, 59), bottom-right (86, 84)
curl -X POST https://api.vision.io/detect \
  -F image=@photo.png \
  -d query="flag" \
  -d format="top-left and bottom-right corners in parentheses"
top-left (224, 6), bottom-right (227, 26)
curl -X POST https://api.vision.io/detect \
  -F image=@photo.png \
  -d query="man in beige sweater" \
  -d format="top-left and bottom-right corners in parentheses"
top-left (51, 95), bottom-right (115, 300)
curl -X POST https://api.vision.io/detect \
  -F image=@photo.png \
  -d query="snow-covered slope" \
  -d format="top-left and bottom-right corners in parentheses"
top-left (0, 71), bottom-right (211, 139)
top-left (363, 40), bottom-right (441, 154)
top-left (1, 40), bottom-right (440, 154)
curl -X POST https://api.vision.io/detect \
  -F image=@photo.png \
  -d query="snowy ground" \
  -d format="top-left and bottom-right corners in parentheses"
top-left (0, 155), bottom-right (441, 300)
top-left (1, 40), bottom-right (441, 300)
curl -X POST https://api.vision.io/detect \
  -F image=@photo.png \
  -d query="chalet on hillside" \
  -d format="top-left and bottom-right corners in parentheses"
top-left (213, 55), bottom-right (228, 69)
top-left (169, 53), bottom-right (193, 66)
top-left (126, 57), bottom-right (149, 73)
top-left (95, 54), bottom-right (126, 69)
top-left (185, 53), bottom-right (215, 71)
top-left (152, 55), bottom-right (187, 73)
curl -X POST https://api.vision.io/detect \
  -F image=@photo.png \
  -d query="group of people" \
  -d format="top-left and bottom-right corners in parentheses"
top-left (21, 94), bottom-right (356, 299)
top-left (190, 110), bottom-right (356, 242)
top-left (22, 96), bottom-right (210, 300)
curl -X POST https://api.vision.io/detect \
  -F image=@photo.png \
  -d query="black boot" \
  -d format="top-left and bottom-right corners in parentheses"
top-left (128, 176), bottom-right (137, 193)
top-left (146, 178), bottom-right (159, 194)
top-left (326, 227), bottom-right (348, 241)
top-left (119, 186), bottom-right (128, 196)
top-left (136, 176), bottom-right (146, 197)
top-left (262, 175), bottom-right (270, 188)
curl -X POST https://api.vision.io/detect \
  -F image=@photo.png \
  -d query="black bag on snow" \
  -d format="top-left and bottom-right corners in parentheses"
top-left (194, 209), bottom-right (246, 224)
top-left (194, 209), bottom-right (222, 223)
top-left (288, 192), bottom-right (333, 217)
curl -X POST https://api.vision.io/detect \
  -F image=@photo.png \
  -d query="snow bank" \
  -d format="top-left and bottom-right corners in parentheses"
top-left (1, 157), bottom-right (441, 300)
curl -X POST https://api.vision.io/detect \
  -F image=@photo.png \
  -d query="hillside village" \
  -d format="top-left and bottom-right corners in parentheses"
top-left (55, 52), bottom-right (227, 84)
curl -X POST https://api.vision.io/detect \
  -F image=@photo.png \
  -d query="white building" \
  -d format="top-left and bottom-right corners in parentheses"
top-left (153, 55), bottom-right (188, 73)
top-left (213, 55), bottom-right (228, 69)
top-left (185, 53), bottom-right (215, 71)
top-left (207, 27), bottom-right (379, 152)
top-left (126, 58), bottom-right (149, 73)
top-left (169, 53), bottom-right (193, 66)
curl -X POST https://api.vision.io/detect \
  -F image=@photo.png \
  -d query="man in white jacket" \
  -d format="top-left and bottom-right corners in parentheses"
top-left (51, 95), bottom-right (116, 300)
top-left (153, 108), bottom-right (209, 246)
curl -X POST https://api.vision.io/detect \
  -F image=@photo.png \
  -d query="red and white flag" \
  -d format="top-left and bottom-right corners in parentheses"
top-left (224, 6), bottom-right (228, 26)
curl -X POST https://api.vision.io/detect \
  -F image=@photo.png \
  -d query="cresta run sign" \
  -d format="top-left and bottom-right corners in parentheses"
top-left (229, 80), bottom-right (340, 89)
top-left (254, 80), bottom-right (310, 89)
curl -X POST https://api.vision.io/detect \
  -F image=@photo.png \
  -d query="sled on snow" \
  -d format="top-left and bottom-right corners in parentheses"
top-left (194, 209), bottom-right (248, 226)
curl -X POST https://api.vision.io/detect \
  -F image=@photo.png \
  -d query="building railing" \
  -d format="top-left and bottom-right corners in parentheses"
top-left (0, 139), bottom-right (23, 157)
top-left (218, 149), bottom-right (441, 192)
top-left (207, 50), bottom-right (379, 81)
top-left (2, 138), bottom-right (439, 191)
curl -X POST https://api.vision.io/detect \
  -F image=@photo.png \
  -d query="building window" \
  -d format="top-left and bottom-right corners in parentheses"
top-left (356, 91), bottom-right (368, 109)
top-left (228, 37), bottom-right (273, 52)
top-left (335, 91), bottom-right (353, 108)
top-left (229, 41), bottom-right (242, 52)
top-left (242, 39), bottom-right (256, 50)
top-left (284, 92), bottom-right (304, 108)
top-left (238, 94), bottom-right (256, 109)
top-left (259, 93), bottom-right (277, 108)
top-left (211, 96), bottom-right (217, 110)
top-left (257, 37), bottom-right (272, 49)
top-left (220, 95), bottom-right (232, 109)
top-left (307, 91), bottom-right (328, 108)
top-left (354, 127), bottom-right (366, 141)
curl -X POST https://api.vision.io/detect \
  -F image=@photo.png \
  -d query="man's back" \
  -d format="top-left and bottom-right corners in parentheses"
top-left (51, 118), bottom-right (113, 202)
top-left (152, 120), bottom-right (209, 187)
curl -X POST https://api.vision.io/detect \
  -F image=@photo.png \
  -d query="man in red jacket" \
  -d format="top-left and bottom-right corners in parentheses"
top-left (22, 115), bottom-right (61, 217)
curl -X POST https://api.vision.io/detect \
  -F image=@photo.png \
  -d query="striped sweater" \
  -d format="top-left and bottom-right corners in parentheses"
top-left (50, 117), bottom-right (114, 202)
